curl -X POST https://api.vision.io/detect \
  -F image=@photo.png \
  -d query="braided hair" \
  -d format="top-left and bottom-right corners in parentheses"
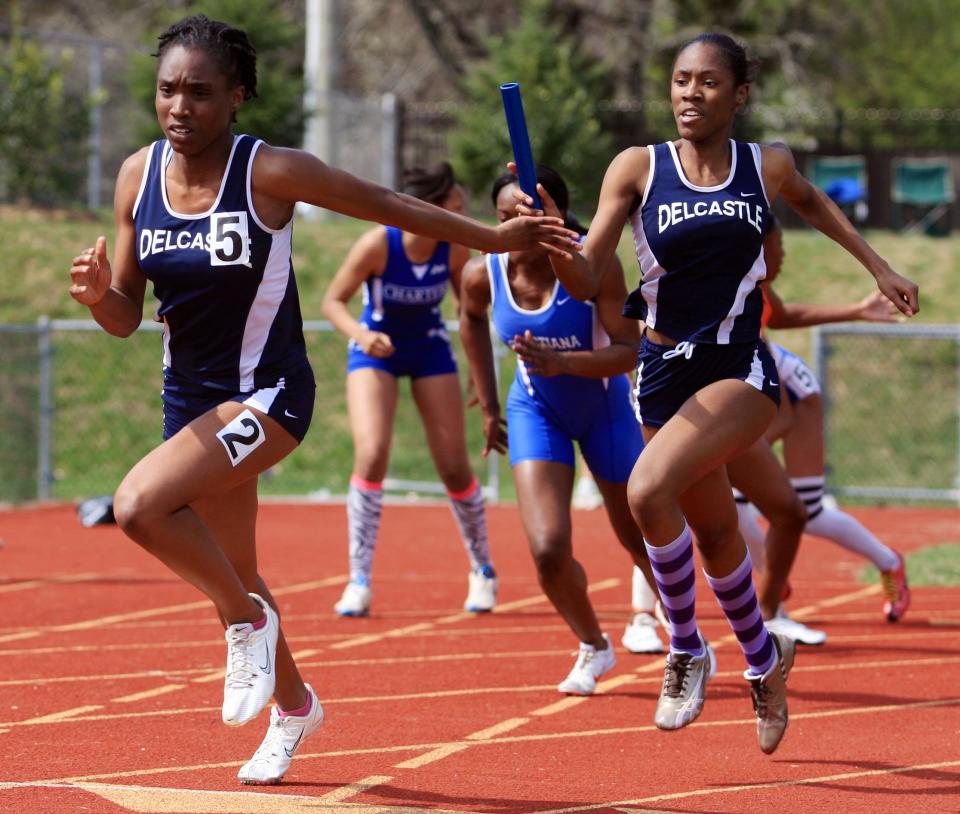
top-left (401, 162), bottom-right (457, 206)
top-left (675, 32), bottom-right (759, 86)
top-left (154, 15), bottom-right (258, 101)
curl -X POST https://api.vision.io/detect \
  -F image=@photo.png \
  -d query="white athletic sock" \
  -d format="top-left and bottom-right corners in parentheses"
top-left (805, 506), bottom-right (900, 571)
top-left (631, 565), bottom-right (658, 612)
top-left (790, 475), bottom-right (825, 520)
top-left (733, 489), bottom-right (766, 571)
top-left (448, 478), bottom-right (492, 572)
top-left (346, 475), bottom-right (383, 584)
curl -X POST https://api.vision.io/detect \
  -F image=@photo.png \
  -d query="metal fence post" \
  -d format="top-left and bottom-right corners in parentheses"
top-left (36, 316), bottom-right (52, 500)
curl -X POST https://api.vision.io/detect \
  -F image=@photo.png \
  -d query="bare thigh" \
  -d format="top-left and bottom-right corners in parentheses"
top-left (346, 368), bottom-right (399, 481)
top-left (117, 401), bottom-right (298, 520)
top-left (412, 373), bottom-right (474, 492)
top-left (781, 394), bottom-right (825, 477)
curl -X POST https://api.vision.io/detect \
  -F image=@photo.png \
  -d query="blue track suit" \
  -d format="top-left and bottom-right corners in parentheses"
top-left (487, 253), bottom-right (643, 482)
top-left (346, 226), bottom-right (458, 379)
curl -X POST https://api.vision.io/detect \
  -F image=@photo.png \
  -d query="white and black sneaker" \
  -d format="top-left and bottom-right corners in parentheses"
top-left (238, 684), bottom-right (325, 784)
top-left (222, 593), bottom-right (279, 727)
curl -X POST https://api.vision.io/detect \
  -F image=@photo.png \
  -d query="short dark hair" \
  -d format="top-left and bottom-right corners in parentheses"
top-left (676, 32), bottom-right (758, 86)
top-left (490, 164), bottom-right (587, 235)
top-left (155, 15), bottom-right (258, 100)
top-left (401, 162), bottom-right (457, 205)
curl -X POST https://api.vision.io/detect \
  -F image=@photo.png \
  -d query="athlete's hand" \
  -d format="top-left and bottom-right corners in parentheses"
top-left (358, 329), bottom-right (395, 358)
top-left (873, 263), bottom-right (919, 317)
top-left (481, 409), bottom-right (508, 457)
top-left (511, 330), bottom-right (567, 377)
top-left (494, 214), bottom-right (580, 259)
top-left (857, 290), bottom-right (901, 323)
top-left (69, 236), bottom-right (112, 306)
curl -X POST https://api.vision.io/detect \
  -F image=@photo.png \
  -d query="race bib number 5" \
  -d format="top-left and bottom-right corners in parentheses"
top-left (216, 409), bottom-right (266, 467)
top-left (209, 211), bottom-right (251, 267)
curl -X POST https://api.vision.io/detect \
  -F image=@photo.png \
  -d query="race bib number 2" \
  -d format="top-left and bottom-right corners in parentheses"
top-left (209, 211), bottom-right (251, 267)
top-left (216, 409), bottom-right (266, 467)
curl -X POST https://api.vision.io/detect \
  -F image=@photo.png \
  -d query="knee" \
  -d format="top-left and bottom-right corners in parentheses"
top-left (529, 536), bottom-right (571, 582)
top-left (627, 473), bottom-right (671, 529)
top-left (692, 521), bottom-right (738, 561)
top-left (768, 493), bottom-right (808, 534)
top-left (112, 483), bottom-right (158, 544)
top-left (353, 445), bottom-right (389, 482)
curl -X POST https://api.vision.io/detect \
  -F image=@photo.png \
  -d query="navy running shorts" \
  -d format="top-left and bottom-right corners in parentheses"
top-left (633, 334), bottom-right (779, 428)
top-left (161, 365), bottom-right (316, 443)
top-left (346, 327), bottom-right (458, 379)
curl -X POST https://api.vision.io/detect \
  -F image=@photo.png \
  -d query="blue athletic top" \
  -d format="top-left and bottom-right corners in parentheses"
top-left (488, 252), bottom-right (623, 412)
top-left (624, 140), bottom-right (771, 344)
top-left (358, 226), bottom-right (450, 340)
top-left (133, 134), bottom-right (309, 392)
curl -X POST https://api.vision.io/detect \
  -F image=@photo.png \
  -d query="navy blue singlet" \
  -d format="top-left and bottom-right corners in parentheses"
top-left (133, 134), bottom-right (309, 393)
top-left (624, 140), bottom-right (771, 344)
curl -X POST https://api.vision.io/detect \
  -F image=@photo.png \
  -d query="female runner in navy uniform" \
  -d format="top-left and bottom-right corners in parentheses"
top-left (67, 15), bottom-right (578, 785)
top-left (460, 166), bottom-right (673, 695)
top-left (323, 162), bottom-right (498, 617)
top-left (519, 33), bottom-right (918, 753)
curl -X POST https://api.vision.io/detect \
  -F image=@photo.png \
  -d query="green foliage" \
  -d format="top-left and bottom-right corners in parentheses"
top-left (450, 1), bottom-right (613, 214)
top-left (127, 0), bottom-right (305, 149)
top-left (0, 27), bottom-right (90, 206)
top-left (862, 544), bottom-right (960, 587)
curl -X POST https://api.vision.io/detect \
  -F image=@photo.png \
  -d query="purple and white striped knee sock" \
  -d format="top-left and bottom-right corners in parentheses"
top-left (644, 524), bottom-right (703, 657)
top-left (704, 552), bottom-right (776, 678)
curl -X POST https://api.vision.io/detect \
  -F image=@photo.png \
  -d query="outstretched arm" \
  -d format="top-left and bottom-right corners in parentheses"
top-left (514, 147), bottom-right (648, 301)
top-left (762, 145), bottom-right (919, 317)
top-left (764, 284), bottom-right (898, 330)
top-left (253, 146), bottom-right (579, 257)
top-left (459, 256), bottom-right (507, 456)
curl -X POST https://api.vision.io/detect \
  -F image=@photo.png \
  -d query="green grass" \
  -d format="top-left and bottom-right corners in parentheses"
top-left (861, 543), bottom-right (960, 587)
top-left (1, 207), bottom-right (958, 503)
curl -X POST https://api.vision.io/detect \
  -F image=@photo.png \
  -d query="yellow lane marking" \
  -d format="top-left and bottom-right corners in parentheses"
top-left (17, 705), bottom-right (104, 724)
top-left (315, 774), bottom-right (395, 804)
top-left (535, 758), bottom-right (960, 813)
top-left (789, 584), bottom-right (881, 617)
top-left (16, 696), bottom-right (959, 787)
top-left (0, 648), bottom-right (571, 688)
top-left (0, 575), bottom-right (348, 645)
top-left (395, 716), bottom-right (531, 768)
top-left (5, 654), bottom-right (958, 731)
top-left (16, 780), bottom-right (470, 814)
top-left (393, 744), bottom-right (472, 769)
top-left (0, 572), bottom-right (105, 594)
top-left (112, 685), bottom-right (186, 704)
top-left (466, 717), bottom-right (530, 740)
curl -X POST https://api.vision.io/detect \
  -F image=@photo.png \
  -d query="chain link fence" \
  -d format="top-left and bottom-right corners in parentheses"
top-left (0, 320), bottom-right (506, 506)
top-left (812, 323), bottom-right (960, 503)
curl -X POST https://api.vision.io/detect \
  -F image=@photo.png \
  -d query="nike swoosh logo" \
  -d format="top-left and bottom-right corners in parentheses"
top-left (284, 409), bottom-right (298, 419)
top-left (259, 643), bottom-right (272, 674)
top-left (769, 379), bottom-right (779, 386)
top-left (556, 296), bottom-right (571, 305)
top-left (284, 728), bottom-right (305, 758)
top-left (740, 192), bottom-right (757, 197)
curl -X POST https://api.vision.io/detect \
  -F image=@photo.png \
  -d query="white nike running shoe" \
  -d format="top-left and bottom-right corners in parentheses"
top-left (621, 611), bottom-right (665, 654)
top-left (464, 566), bottom-right (498, 612)
top-left (765, 606), bottom-right (827, 646)
top-left (222, 593), bottom-right (279, 727)
top-left (238, 684), bottom-right (325, 784)
top-left (334, 580), bottom-right (372, 617)
top-left (557, 633), bottom-right (616, 695)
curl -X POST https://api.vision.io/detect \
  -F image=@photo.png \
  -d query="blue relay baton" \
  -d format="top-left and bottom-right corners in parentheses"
top-left (499, 82), bottom-right (542, 210)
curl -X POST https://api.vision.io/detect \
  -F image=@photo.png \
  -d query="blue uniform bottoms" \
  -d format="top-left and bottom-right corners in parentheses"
top-left (346, 329), bottom-right (457, 379)
top-left (506, 375), bottom-right (643, 483)
top-left (162, 364), bottom-right (316, 443)
top-left (634, 335), bottom-right (779, 428)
